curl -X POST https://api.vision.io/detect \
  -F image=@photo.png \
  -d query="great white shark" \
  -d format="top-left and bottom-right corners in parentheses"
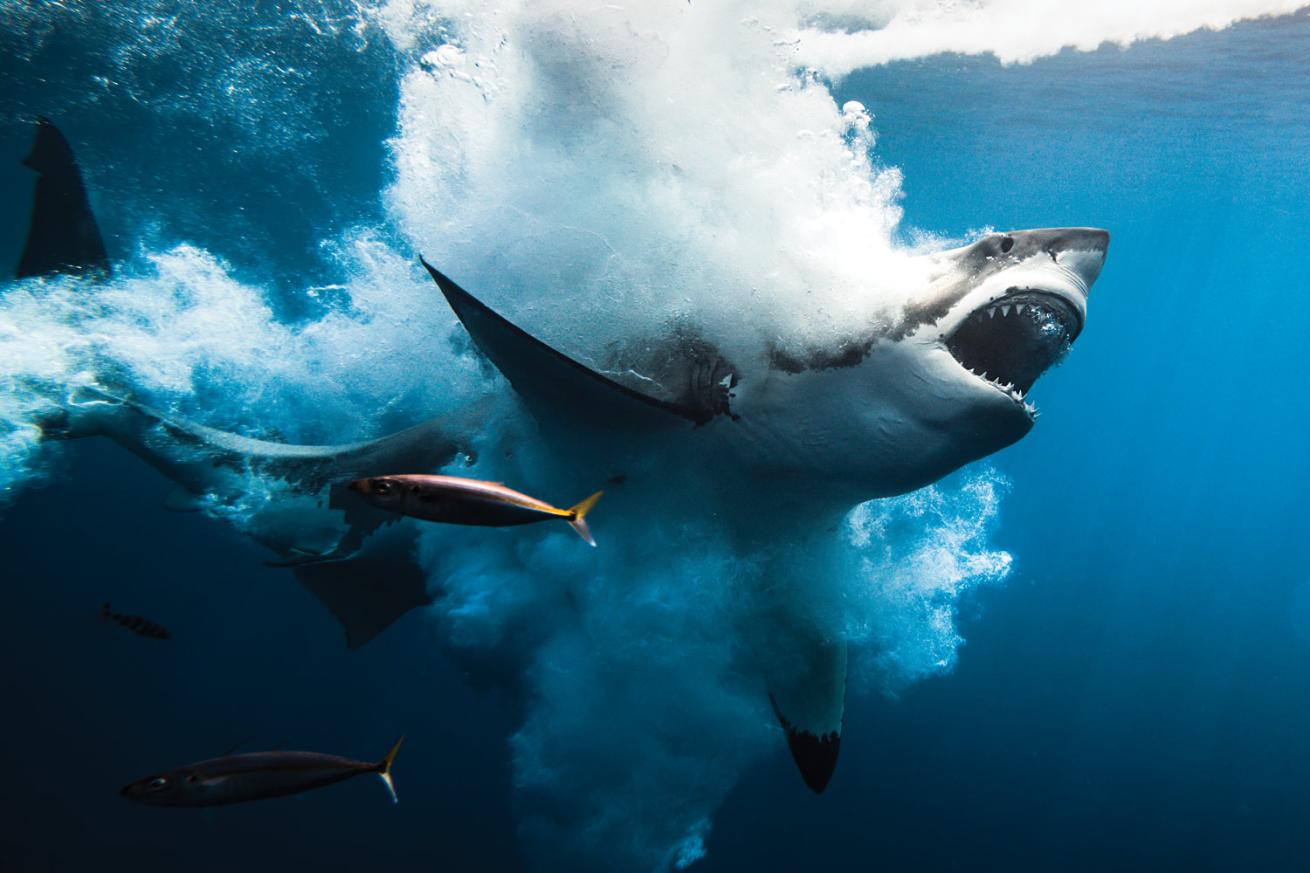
top-left (10, 118), bottom-right (1107, 794)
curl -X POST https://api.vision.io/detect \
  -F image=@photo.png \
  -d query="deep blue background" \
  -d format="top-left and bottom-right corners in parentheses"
top-left (3, 9), bottom-right (1309, 872)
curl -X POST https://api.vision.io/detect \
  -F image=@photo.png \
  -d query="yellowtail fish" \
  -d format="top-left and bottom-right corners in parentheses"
top-left (121, 737), bottom-right (404, 807)
top-left (349, 475), bottom-right (603, 546)
top-left (101, 603), bottom-right (169, 640)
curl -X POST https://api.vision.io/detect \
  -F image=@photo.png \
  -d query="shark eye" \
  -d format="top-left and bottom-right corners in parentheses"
top-left (999, 236), bottom-right (1014, 254)
top-left (372, 480), bottom-right (392, 495)
top-left (149, 777), bottom-right (169, 790)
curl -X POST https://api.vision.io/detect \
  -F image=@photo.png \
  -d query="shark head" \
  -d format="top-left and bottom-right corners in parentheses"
top-left (746, 227), bottom-right (1109, 499)
top-left (904, 226), bottom-right (1107, 443)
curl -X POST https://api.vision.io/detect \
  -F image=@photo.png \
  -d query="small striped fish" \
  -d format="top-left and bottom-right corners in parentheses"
top-left (101, 603), bottom-right (169, 640)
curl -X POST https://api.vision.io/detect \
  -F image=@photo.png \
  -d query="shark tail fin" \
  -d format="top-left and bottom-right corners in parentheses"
top-left (565, 491), bottom-right (603, 547)
top-left (16, 117), bottom-right (111, 280)
top-left (375, 735), bottom-right (404, 804)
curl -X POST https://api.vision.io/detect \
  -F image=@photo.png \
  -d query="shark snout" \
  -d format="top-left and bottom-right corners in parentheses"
top-left (1049, 227), bottom-right (1109, 290)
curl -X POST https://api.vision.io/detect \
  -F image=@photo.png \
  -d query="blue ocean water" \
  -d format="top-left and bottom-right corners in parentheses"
top-left (2, 5), bottom-right (1309, 872)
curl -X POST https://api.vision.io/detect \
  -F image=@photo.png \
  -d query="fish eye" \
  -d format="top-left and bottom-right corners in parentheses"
top-left (149, 777), bottom-right (169, 790)
top-left (999, 236), bottom-right (1015, 253)
top-left (372, 479), bottom-right (392, 495)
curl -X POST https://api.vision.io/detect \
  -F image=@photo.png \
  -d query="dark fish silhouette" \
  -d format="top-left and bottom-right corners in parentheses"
top-left (101, 603), bottom-right (169, 640)
top-left (121, 737), bottom-right (404, 807)
top-left (349, 474), bottom-right (603, 545)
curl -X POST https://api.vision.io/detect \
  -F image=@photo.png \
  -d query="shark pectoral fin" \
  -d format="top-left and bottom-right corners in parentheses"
top-left (767, 632), bottom-right (848, 794)
top-left (420, 257), bottom-right (697, 430)
top-left (16, 117), bottom-right (111, 280)
top-left (290, 525), bottom-right (432, 649)
top-left (293, 559), bottom-right (431, 649)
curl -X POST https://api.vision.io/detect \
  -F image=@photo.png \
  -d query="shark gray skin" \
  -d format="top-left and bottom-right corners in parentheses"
top-left (14, 119), bottom-right (1108, 794)
top-left (420, 222), bottom-right (1108, 793)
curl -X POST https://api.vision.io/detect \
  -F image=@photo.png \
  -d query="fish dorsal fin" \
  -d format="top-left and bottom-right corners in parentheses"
top-left (421, 258), bottom-right (699, 430)
top-left (16, 117), bottom-right (111, 280)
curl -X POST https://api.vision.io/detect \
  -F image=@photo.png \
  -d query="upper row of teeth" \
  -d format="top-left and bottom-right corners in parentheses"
top-left (986, 302), bottom-right (1037, 318)
top-left (965, 368), bottom-right (1039, 417)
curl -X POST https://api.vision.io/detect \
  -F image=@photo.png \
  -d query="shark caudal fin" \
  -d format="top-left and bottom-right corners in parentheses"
top-left (375, 736), bottom-right (405, 804)
top-left (565, 491), bottom-right (603, 547)
top-left (766, 629), bottom-right (848, 794)
top-left (16, 117), bottom-right (111, 280)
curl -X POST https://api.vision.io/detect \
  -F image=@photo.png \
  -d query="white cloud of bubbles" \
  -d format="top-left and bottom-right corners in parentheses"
top-left (791, 0), bottom-right (1310, 75)
top-left (0, 234), bottom-right (488, 498)
top-left (0, 0), bottom-right (1300, 869)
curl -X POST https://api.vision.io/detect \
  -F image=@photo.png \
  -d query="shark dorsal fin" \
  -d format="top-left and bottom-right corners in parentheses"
top-left (421, 258), bottom-right (702, 430)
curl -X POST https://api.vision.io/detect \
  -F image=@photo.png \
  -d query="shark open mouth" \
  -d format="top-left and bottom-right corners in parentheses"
top-left (945, 290), bottom-right (1082, 413)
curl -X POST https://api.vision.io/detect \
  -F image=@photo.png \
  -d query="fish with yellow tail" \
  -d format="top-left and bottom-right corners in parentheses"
top-left (121, 737), bottom-right (404, 807)
top-left (349, 475), bottom-right (604, 546)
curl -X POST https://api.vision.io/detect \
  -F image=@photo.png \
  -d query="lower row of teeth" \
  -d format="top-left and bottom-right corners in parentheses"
top-left (966, 369), bottom-right (1039, 416)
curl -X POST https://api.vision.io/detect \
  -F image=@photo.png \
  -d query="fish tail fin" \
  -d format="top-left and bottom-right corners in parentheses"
top-left (565, 491), bottom-right (603, 547)
top-left (376, 735), bottom-right (404, 804)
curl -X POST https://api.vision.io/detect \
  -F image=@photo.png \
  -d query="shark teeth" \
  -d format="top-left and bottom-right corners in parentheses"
top-left (967, 368), bottom-right (1036, 416)
top-left (984, 300), bottom-right (1044, 320)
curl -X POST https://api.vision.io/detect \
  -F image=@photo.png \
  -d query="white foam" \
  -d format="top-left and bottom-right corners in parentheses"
top-left (0, 235), bottom-right (486, 499)
top-left (793, 0), bottom-right (1310, 74)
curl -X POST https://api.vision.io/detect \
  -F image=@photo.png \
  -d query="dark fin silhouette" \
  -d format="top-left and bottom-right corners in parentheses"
top-left (16, 117), bottom-right (111, 280)
top-left (767, 633), bottom-right (848, 794)
top-left (291, 525), bottom-right (432, 649)
top-left (293, 560), bottom-right (430, 650)
top-left (420, 257), bottom-right (698, 429)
